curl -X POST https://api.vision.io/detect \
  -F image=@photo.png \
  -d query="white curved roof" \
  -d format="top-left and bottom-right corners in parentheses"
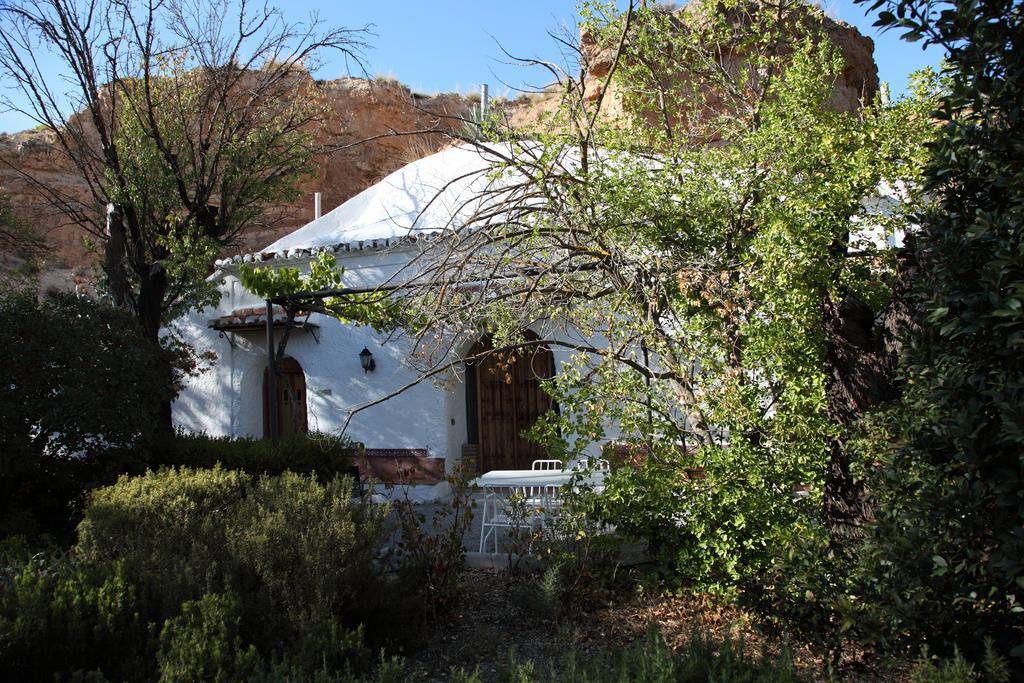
top-left (218, 144), bottom-right (513, 265)
top-left (269, 144), bottom-right (507, 254)
top-left (215, 143), bottom-right (527, 268)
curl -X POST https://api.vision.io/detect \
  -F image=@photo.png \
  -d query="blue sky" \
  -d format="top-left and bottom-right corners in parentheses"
top-left (0, 1), bottom-right (944, 134)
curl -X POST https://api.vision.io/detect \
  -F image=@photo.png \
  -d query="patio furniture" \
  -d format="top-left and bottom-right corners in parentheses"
top-left (527, 459), bottom-right (563, 509)
top-left (570, 457), bottom-right (611, 472)
top-left (474, 468), bottom-right (606, 553)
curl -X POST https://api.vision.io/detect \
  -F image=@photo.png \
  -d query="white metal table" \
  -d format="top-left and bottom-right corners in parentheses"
top-left (472, 469), bottom-right (606, 553)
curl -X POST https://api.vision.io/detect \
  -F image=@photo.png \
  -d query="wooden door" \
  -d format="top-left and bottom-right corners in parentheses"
top-left (263, 357), bottom-right (308, 438)
top-left (472, 334), bottom-right (555, 472)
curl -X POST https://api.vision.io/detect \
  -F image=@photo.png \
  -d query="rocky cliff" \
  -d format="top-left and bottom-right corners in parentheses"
top-left (505, 4), bottom-right (878, 129)
top-left (0, 78), bottom-right (471, 288)
top-left (1, 6), bottom-right (878, 292)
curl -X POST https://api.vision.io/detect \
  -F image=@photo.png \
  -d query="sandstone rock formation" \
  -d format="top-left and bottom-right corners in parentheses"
top-left (505, 3), bottom-right (878, 129)
top-left (1, 3), bottom-right (878, 292)
top-left (0, 78), bottom-right (471, 287)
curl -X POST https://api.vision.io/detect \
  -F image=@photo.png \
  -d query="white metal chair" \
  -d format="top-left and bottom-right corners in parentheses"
top-left (570, 457), bottom-right (611, 472)
top-left (528, 459), bottom-right (562, 505)
top-left (478, 487), bottom-right (544, 554)
top-left (528, 459), bottom-right (564, 525)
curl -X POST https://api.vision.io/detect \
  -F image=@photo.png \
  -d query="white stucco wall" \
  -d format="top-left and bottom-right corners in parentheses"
top-left (172, 247), bottom-right (454, 456)
top-left (169, 244), bottom-right (614, 471)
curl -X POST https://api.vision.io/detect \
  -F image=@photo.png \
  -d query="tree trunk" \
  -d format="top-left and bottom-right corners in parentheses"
top-left (821, 248), bottom-right (919, 543)
top-left (102, 206), bottom-right (129, 309)
top-left (138, 264), bottom-right (173, 432)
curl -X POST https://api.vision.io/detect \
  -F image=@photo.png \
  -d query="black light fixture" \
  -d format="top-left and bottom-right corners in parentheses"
top-left (359, 346), bottom-right (376, 373)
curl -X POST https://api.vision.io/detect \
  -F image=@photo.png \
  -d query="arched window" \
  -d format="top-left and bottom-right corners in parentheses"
top-left (263, 357), bottom-right (308, 438)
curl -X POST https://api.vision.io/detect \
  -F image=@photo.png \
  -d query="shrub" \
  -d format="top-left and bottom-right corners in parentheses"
top-left (155, 431), bottom-right (360, 482)
top-left (0, 555), bottom-right (151, 681)
top-left (75, 467), bottom-right (392, 675)
top-left (227, 472), bottom-right (389, 660)
top-left (76, 466), bottom-right (250, 618)
top-left (0, 289), bottom-right (178, 539)
top-left (845, 0), bottom-right (1024, 664)
top-left (157, 592), bottom-right (261, 683)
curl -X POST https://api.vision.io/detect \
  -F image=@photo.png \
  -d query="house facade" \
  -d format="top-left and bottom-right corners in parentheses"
top-left (171, 145), bottom-right (612, 497)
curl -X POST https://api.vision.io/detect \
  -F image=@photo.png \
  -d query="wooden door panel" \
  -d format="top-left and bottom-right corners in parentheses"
top-left (473, 335), bottom-right (555, 472)
top-left (263, 357), bottom-right (308, 439)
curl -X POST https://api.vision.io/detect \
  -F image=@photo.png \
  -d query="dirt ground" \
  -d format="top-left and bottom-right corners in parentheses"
top-left (397, 567), bottom-right (905, 682)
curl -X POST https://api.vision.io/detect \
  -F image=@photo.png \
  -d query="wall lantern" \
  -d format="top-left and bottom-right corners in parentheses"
top-left (359, 346), bottom-right (376, 373)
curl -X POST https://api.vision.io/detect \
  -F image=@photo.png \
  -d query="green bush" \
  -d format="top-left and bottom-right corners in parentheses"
top-left (76, 466), bottom-right (250, 619)
top-left (0, 555), bottom-right (151, 681)
top-left (157, 592), bottom-right (261, 683)
top-left (845, 0), bottom-right (1024, 665)
top-left (71, 467), bottom-right (391, 677)
top-left (227, 472), bottom-right (389, 663)
top-left (155, 431), bottom-right (360, 482)
top-left (0, 289), bottom-right (179, 539)
top-left (1, 464), bottom-right (488, 680)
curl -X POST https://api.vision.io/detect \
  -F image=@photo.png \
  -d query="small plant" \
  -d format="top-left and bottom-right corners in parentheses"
top-left (526, 475), bottom-right (625, 615)
top-left (446, 626), bottom-right (805, 682)
top-left (392, 463), bottom-right (476, 624)
top-left (907, 640), bottom-right (1011, 683)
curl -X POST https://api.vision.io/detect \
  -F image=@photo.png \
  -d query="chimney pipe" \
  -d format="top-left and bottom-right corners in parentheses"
top-left (314, 192), bottom-right (322, 220)
top-left (479, 84), bottom-right (489, 122)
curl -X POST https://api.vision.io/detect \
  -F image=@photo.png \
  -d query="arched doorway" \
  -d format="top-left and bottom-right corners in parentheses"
top-left (466, 333), bottom-right (556, 472)
top-left (263, 357), bottom-right (308, 438)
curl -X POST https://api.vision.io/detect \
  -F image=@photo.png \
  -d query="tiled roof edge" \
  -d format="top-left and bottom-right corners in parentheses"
top-left (214, 231), bottom-right (444, 270)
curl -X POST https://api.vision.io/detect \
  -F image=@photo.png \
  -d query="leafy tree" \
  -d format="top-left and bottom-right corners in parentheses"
top-left (240, 251), bottom-right (403, 363)
top-left (846, 0), bottom-right (1024, 660)
top-left (0, 0), bottom-right (367, 344)
top-left (0, 288), bottom-right (179, 537)
top-left (389, 0), bottom-right (935, 588)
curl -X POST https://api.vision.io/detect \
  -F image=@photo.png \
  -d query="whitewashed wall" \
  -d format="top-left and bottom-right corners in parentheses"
top-left (170, 245), bottom-right (613, 475)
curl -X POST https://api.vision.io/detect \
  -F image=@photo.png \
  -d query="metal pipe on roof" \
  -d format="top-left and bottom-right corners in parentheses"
top-left (314, 192), bottom-right (322, 220)
top-left (480, 84), bottom-right (489, 122)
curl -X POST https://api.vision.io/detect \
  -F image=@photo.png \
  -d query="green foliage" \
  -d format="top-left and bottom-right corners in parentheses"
top-left (749, 524), bottom-right (853, 664)
top-left (0, 288), bottom-right (179, 538)
top-left (240, 251), bottom-right (404, 333)
top-left (75, 466), bottom-right (251, 618)
top-left (67, 467), bottom-right (393, 677)
top-left (0, 555), bottom-right (150, 681)
top-left (156, 430), bottom-right (360, 481)
top-left (404, 0), bottom-right (936, 593)
top-left (227, 473), bottom-right (387, 658)
top-left (907, 641), bottom-right (1010, 683)
top-left (157, 592), bottom-right (261, 683)
top-left (847, 0), bottom-right (1024, 662)
top-left (1, 462), bottom-right (497, 680)
top-left (462, 626), bottom-right (805, 683)
top-left (524, 483), bottom-right (626, 618)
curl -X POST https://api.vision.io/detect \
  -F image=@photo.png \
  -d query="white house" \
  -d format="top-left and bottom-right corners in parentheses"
top-left (171, 144), bottom-right (611, 496)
